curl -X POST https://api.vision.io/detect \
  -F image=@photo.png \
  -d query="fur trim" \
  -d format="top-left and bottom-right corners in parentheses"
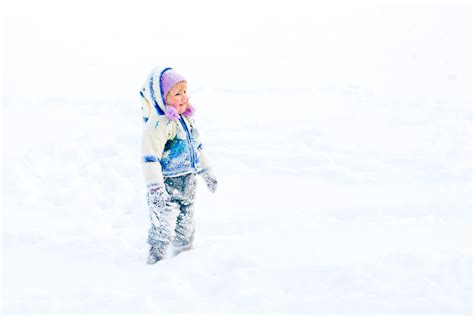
top-left (182, 104), bottom-right (195, 116)
top-left (165, 106), bottom-right (179, 121)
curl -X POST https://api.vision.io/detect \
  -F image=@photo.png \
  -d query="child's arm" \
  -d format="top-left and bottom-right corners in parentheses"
top-left (198, 149), bottom-right (218, 193)
top-left (198, 148), bottom-right (213, 174)
top-left (189, 119), bottom-right (217, 193)
top-left (141, 117), bottom-right (175, 188)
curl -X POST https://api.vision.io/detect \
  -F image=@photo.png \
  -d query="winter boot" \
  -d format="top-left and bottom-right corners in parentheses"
top-left (146, 246), bottom-right (164, 265)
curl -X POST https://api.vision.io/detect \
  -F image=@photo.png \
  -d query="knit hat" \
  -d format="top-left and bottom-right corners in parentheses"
top-left (160, 68), bottom-right (186, 99)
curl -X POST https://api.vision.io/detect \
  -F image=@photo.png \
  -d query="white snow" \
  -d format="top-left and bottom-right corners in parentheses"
top-left (1, 0), bottom-right (472, 314)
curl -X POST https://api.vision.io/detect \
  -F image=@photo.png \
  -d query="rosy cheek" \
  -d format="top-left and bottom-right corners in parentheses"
top-left (168, 98), bottom-right (179, 108)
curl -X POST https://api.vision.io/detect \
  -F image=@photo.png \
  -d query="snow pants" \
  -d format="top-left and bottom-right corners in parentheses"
top-left (146, 173), bottom-right (197, 258)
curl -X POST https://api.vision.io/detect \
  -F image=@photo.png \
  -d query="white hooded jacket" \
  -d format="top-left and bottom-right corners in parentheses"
top-left (140, 67), bottom-right (212, 187)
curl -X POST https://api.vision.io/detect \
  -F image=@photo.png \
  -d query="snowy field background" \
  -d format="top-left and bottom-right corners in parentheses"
top-left (1, 0), bottom-right (472, 314)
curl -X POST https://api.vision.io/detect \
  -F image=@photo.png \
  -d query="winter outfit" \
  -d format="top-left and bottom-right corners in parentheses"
top-left (140, 66), bottom-right (217, 264)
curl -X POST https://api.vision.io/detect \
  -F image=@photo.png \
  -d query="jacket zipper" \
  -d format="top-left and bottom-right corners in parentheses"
top-left (179, 116), bottom-right (197, 170)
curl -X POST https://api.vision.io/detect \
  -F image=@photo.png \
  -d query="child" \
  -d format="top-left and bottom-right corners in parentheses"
top-left (139, 66), bottom-right (218, 264)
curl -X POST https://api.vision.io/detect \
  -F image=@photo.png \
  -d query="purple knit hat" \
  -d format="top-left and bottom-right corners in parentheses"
top-left (160, 68), bottom-right (186, 99)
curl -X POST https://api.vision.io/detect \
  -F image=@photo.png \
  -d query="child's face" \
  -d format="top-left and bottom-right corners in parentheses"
top-left (165, 81), bottom-right (189, 114)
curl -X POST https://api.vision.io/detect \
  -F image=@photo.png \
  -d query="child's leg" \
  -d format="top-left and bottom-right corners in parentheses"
top-left (146, 190), bottom-right (180, 261)
top-left (172, 174), bottom-right (198, 256)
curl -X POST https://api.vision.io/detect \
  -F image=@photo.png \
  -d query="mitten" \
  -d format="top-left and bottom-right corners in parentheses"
top-left (200, 170), bottom-right (218, 193)
top-left (147, 183), bottom-right (170, 209)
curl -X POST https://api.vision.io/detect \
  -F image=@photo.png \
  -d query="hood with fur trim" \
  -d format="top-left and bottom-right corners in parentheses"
top-left (140, 66), bottom-right (194, 123)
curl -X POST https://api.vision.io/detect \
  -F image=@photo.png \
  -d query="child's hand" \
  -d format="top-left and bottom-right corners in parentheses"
top-left (200, 171), bottom-right (218, 193)
top-left (147, 184), bottom-right (170, 208)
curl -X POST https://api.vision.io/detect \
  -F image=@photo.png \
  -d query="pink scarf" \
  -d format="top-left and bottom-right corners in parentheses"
top-left (164, 105), bottom-right (195, 121)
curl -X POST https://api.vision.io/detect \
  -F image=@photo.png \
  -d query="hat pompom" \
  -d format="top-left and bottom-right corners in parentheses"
top-left (165, 106), bottom-right (179, 121)
top-left (182, 104), bottom-right (195, 117)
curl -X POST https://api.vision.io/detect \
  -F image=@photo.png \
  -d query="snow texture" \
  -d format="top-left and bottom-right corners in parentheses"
top-left (1, 0), bottom-right (472, 314)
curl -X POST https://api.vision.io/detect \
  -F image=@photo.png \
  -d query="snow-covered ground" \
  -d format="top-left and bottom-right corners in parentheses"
top-left (1, 0), bottom-right (472, 314)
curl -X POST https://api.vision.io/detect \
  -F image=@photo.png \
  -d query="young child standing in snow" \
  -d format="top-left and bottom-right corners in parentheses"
top-left (139, 66), bottom-right (218, 264)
